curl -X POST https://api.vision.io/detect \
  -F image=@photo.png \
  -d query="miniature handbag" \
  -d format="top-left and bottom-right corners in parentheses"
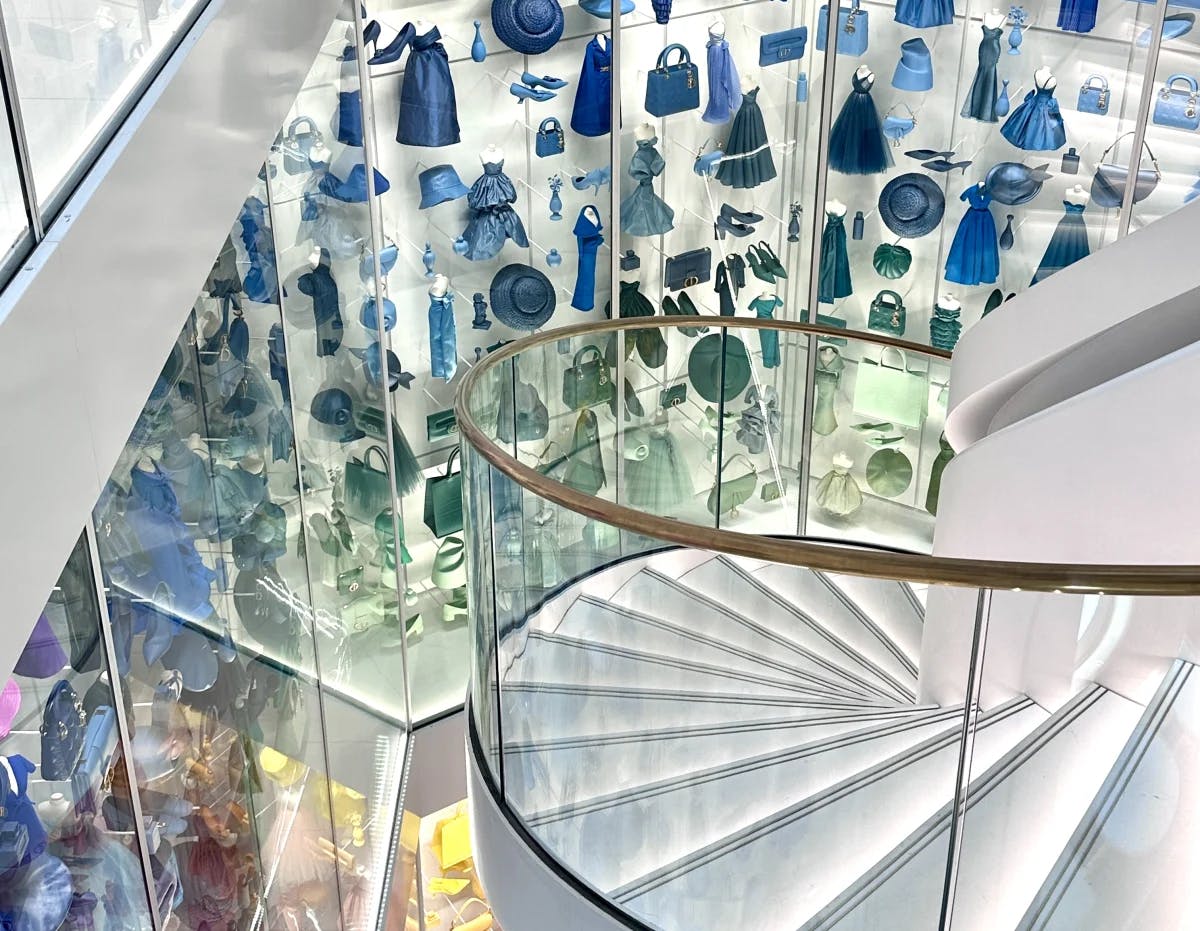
top-left (423, 448), bottom-right (464, 537)
top-left (881, 103), bottom-right (916, 145)
top-left (562, 410), bottom-right (607, 495)
top-left (816, 0), bottom-right (868, 56)
top-left (853, 347), bottom-right (928, 428)
top-left (665, 247), bottom-right (712, 290)
top-left (342, 446), bottom-right (392, 523)
top-left (535, 117), bottom-right (565, 157)
top-left (645, 44), bottom-right (700, 116)
top-left (1090, 133), bottom-right (1161, 207)
top-left (497, 378), bottom-right (549, 443)
top-left (1077, 75), bottom-right (1110, 115)
top-left (759, 26), bottom-right (808, 66)
top-left (1153, 74), bottom-right (1200, 129)
top-left (71, 706), bottom-right (118, 808)
top-left (40, 680), bottom-right (88, 781)
top-left (562, 345), bottom-right (616, 410)
top-left (867, 289), bottom-right (907, 336)
top-left (707, 454), bottom-right (759, 516)
top-left (280, 116), bottom-right (326, 174)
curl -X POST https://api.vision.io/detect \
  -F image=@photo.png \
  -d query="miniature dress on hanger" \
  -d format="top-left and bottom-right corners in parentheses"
top-left (1057, 0), bottom-right (1097, 33)
top-left (572, 35), bottom-right (612, 137)
top-left (1002, 73), bottom-right (1067, 151)
top-left (715, 87), bottom-right (777, 189)
top-left (461, 160), bottom-right (529, 261)
top-left (703, 25), bottom-right (742, 124)
top-left (1032, 199), bottom-right (1090, 284)
top-left (389, 24), bottom-right (461, 147)
top-left (572, 206), bottom-right (604, 311)
top-left (625, 426), bottom-right (692, 512)
top-left (944, 185), bottom-right (1000, 286)
top-left (429, 290), bottom-right (457, 381)
top-left (818, 211), bottom-right (852, 303)
top-left (715, 261), bottom-right (736, 316)
top-left (749, 294), bottom-right (783, 368)
top-left (828, 71), bottom-right (892, 175)
top-left (813, 347), bottom-right (844, 435)
top-left (895, 0), bottom-right (954, 28)
top-left (960, 25), bottom-right (1003, 122)
top-left (620, 136), bottom-right (675, 236)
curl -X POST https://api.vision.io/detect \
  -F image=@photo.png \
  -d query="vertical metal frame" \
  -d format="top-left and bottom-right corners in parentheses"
top-left (0, 4), bottom-right (41, 240)
top-left (1118, 0), bottom-right (1171, 236)
top-left (611, 17), bottom-right (625, 502)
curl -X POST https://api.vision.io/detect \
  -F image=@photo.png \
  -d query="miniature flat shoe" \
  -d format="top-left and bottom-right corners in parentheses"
top-left (510, 83), bottom-right (556, 102)
top-left (522, 71), bottom-right (568, 89)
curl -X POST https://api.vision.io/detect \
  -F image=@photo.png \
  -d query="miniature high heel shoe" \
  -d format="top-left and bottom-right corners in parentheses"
top-left (720, 204), bottom-right (763, 224)
top-left (747, 245), bottom-right (775, 284)
top-left (363, 19), bottom-right (381, 53)
top-left (715, 215), bottom-right (754, 239)
top-left (368, 21), bottom-right (415, 65)
top-left (510, 83), bottom-right (556, 102)
top-left (521, 71), bottom-right (568, 89)
top-left (571, 166), bottom-right (611, 193)
top-left (756, 241), bottom-right (788, 279)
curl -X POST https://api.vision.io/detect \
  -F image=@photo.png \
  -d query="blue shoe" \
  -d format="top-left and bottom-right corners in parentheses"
top-left (1138, 11), bottom-right (1193, 46)
top-left (714, 215), bottom-right (754, 240)
top-left (510, 82), bottom-right (556, 102)
top-left (571, 166), bottom-right (611, 193)
top-left (522, 72), bottom-right (568, 90)
top-left (369, 22), bottom-right (415, 65)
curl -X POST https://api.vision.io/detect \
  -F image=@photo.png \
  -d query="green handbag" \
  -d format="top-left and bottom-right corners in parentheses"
top-left (707, 454), bottom-right (759, 517)
top-left (426, 409), bottom-right (458, 441)
top-left (562, 346), bottom-right (616, 411)
top-left (562, 410), bottom-right (607, 495)
top-left (343, 446), bottom-right (392, 523)
top-left (423, 448), bottom-right (463, 537)
top-left (867, 290), bottom-right (906, 336)
top-left (852, 347), bottom-right (928, 429)
top-left (660, 384), bottom-right (687, 409)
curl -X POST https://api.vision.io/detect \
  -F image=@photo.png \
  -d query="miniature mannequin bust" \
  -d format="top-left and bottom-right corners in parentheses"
top-left (709, 14), bottom-right (726, 37)
top-left (984, 9), bottom-right (1006, 27)
top-left (1034, 65), bottom-right (1056, 90)
top-left (826, 198), bottom-right (848, 217)
top-left (938, 293), bottom-right (962, 311)
top-left (480, 144), bottom-right (504, 165)
top-left (855, 64), bottom-right (874, 85)
top-left (1070, 182), bottom-right (1090, 202)
top-left (742, 69), bottom-right (758, 89)
top-left (635, 122), bottom-right (655, 142)
top-left (594, 33), bottom-right (609, 51)
top-left (308, 246), bottom-right (323, 268)
top-left (429, 273), bottom-right (450, 298)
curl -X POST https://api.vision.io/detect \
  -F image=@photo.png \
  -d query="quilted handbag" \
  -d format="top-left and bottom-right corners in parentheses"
top-left (279, 115), bottom-right (326, 174)
top-left (40, 680), bottom-right (88, 781)
top-left (759, 26), bottom-right (808, 66)
top-left (852, 347), bottom-right (928, 428)
top-left (1153, 74), bottom-right (1200, 129)
top-left (535, 117), bottom-right (565, 157)
top-left (816, 0), bottom-right (868, 56)
top-left (1077, 75), bottom-right (1110, 115)
top-left (1090, 133), bottom-right (1161, 208)
top-left (867, 289), bottom-right (907, 336)
top-left (706, 455), bottom-right (759, 517)
top-left (562, 345), bottom-right (615, 410)
top-left (343, 446), bottom-right (392, 523)
top-left (423, 448), bottom-right (464, 537)
top-left (665, 247), bottom-right (712, 290)
top-left (645, 43), bottom-right (700, 117)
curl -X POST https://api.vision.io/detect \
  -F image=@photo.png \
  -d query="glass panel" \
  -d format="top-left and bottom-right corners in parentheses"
top-left (0, 116), bottom-right (28, 265)
top-left (0, 0), bottom-right (207, 208)
top-left (5, 534), bottom-right (157, 931)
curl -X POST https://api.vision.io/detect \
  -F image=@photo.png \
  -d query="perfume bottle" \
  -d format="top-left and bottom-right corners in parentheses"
top-left (422, 242), bottom-right (436, 278)
top-left (471, 20), bottom-right (487, 62)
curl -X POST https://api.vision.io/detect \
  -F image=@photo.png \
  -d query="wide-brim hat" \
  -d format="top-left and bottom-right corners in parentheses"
top-left (985, 161), bottom-right (1052, 206)
top-left (319, 164), bottom-right (391, 203)
top-left (418, 164), bottom-right (471, 209)
top-left (580, 0), bottom-right (636, 15)
top-left (872, 242), bottom-right (912, 279)
top-left (492, 0), bottom-right (564, 55)
top-left (688, 334), bottom-right (752, 403)
top-left (866, 448), bottom-right (913, 498)
top-left (892, 38), bottom-right (932, 92)
top-left (490, 264), bottom-right (557, 330)
top-left (878, 173), bottom-right (945, 238)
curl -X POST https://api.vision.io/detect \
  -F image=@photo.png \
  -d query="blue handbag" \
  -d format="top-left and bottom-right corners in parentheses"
top-left (1153, 74), bottom-right (1200, 130)
top-left (816, 0), bottom-right (868, 56)
top-left (645, 44), bottom-right (700, 117)
top-left (536, 117), bottom-right (565, 157)
top-left (40, 680), bottom-right (87, 781)
top-left (759, 26), bottom-right (808, 66)
top-left (1077, 74), bottom-right (1110, 115)
top-left (71, 706), bottom-right (118, 808)
top-left (881, 104), bottom-right (916, 145)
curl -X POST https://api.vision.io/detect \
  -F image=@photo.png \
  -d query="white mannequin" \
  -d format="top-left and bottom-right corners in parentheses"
top-left (826, 198), bottom-right (848, 217)
top-left (761, 290), bottom-right (777, 300)
top-left (743, 69), bottom-right (758, 89)
top-left (709, 14), bottom-right (726, 37)
top-left (594, 33), bottom-right (609, 51)
top-left (855, 64), bottom-right (874, 84)
top-left (429, 273), bottom-right (450, 297)
top-left (480, 144), bottom-right (504, 165)
top-left (1034, 66), bottom-right (1056, 90)
top-left (635, 122), bottom-right (655, 142)
top-left (938, 293), bottom-right (962, 311)
top-left (414, 18), bottom-right (432, 34)
top-left (984, 9), bottom-right (1006, 27)
top-left (308, 247), bottom-right (323, 268)
top-left (1070, 183), bottom-right (1090, 202)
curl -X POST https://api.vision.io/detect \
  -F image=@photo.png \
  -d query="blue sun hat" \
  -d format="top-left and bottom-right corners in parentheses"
top-left (418, 164), bottom-right (471, 208)
top-left (892, 38), bottom-right (933, 91)
top-left (985, 161), bottom-right (1052, 205)
top-left (319, 164), bottom-right (391, 202)
top-left (492, 0), bottom-right (564, 55)
top-left (490, 264), bottom-right (557, 330)
top-left (878, 173), bottom-right (945, 238)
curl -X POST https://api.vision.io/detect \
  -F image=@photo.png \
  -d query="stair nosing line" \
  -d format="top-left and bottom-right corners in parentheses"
top-left (715, 558), bottom-right (919, 700)
top-left (1018, 660), bottom-right (1193, 931)
top-left (609, 696), bottom-right (1034, 904)
top-left (809, 567), bottom-right (922, 680)
top-left (640, 567), bottom-right (907, 704)
top-left (801, 684), bottom-right (1111, 931)
top-left (525, 705), bottom-right (965, 827)
top-left (501, 680), bottom-right (879, 709)
top-left (573, 594), bottom-right (882, 702)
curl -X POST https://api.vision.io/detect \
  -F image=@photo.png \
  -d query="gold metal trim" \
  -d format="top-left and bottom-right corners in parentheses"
top-left (455, 318), bottom-right (1200, 595)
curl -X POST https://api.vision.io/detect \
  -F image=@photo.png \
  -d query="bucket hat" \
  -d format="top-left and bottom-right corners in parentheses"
top-left (866, 448), bottom-right (913, 497)
top-left (492, 0), bottom-right (564, 54)
top-left (319, 164), bottom-right (391, 203)
top-left (580, 0), bottom-right (636, 15)
top-left (418, 165), bottom-right (471, 209)
top-left (984, 161), bottom-right (1052, 206)
top-left (351, 342), bottom-right (403, 391)
top-left (878, 173), bottom-right (945, 238)
top-left (892, 38), bottom-right (933, 91)
top-left (688, 334), bottom-right (752, 403)
top-left (490, 264), bottom-right (557, 330)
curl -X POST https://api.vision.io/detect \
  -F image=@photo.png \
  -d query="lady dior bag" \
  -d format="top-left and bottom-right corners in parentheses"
top-left (645, 44), bottom-right (700, 116)
top-left (1077, 75), bottom-right (1110, 115)
top-left (1153, 74), bottom-right (1200, 129)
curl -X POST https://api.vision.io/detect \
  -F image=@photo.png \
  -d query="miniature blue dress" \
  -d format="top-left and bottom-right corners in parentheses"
top-left (1002, 74), bottom-right (1067, 151)
top-left (461, 161), bottom-right (529, 261)
top-left (572, 206), bottom-right (605, 311)
top-left (1057, 0), bottom-right (1097, 33)
top-left (395, 25), bottom-right (461, 147)
top-left (818, 212), bottom-right (852, 303)
top-left (620, 137), bottom-right (675, 236)
top-left (716, 88), bottom-right (778, 188)
top-left (1032, 201), bottom-right (1090, 284)
top-left (828, 71), bottom-right (892, 175)
top-left (429, 291), bottom-right (457, 382)
top-left (703, 27), bottom-right (742, 124)
top-left (895, 0), bottom-right (955, 28)
top-left (961, 26), bottom-right (1002, 122)
top-left (572, 35), bottom-right (612, 137)
top-left (944, 185), bottom-right (1000, 286)
top-left (750, 295), bottom-right (783, 368)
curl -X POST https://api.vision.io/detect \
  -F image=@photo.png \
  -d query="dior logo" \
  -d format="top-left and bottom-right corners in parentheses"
top-left (684, 275), bottom-right (699, 287)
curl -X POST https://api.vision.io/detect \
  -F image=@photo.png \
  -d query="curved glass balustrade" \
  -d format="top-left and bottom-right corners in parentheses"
top-left (459, 317), bottom-right (1200, 931)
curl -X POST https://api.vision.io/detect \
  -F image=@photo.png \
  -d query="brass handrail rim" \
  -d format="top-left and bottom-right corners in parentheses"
top-left (455, 318), bottom-right (1200, 595)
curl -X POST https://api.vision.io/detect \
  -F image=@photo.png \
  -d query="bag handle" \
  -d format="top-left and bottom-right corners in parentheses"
top-left (572, 345), bottom-right (603, 368)
top-left (287, 116), bottom-right (319, 139)
top-left (873, 289), bottom-right (903, 308)
top-left (443, 447), bottom-right (461, 477)
top-left (538, 117), bottom-right (562, 133)
top-left (878, 346), bottom-right (908, 371)
top-left (656, 43), bottom-right (692, 70)
top-left (720, 453), bottom-right (758, 479)
top-left (364, 445), bottom-right (389, 472)
top-left (1081, 74), bottom-right (1108, 91)
top-left (1100, 132), bottom-right (1162, 177)
top-left (1164, 73), bottom-right (1199, 94)
top-left (884, 102), bottom-right (916, 120)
